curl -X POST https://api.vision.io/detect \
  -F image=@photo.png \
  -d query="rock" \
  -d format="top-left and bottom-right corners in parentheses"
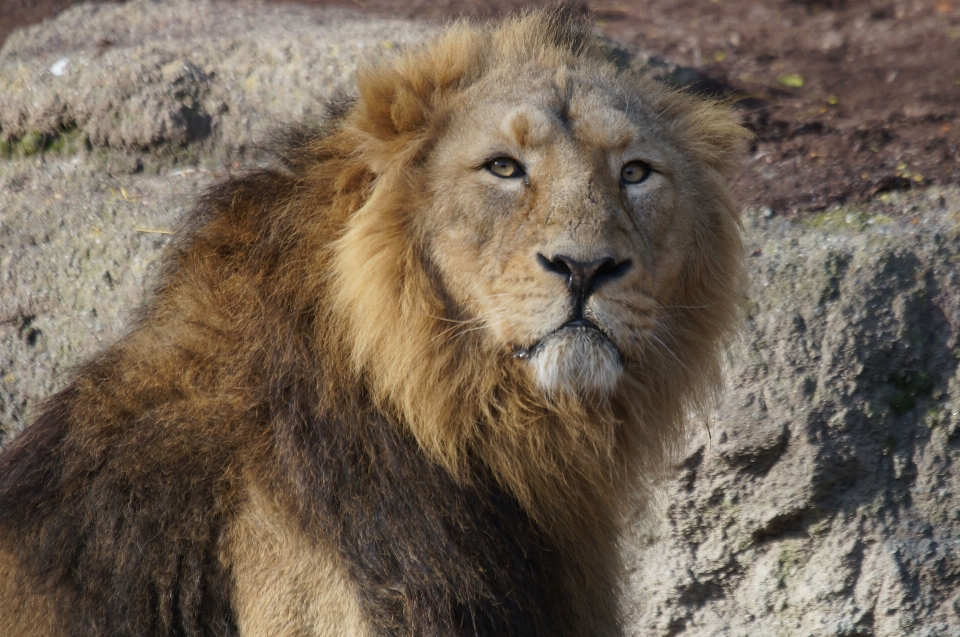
top-left (0, 0), bottom-right (725, 168)
top-left (1, 1), bottom-right (958, 635)
top-left (0, 0), bottom-right (435, 166)
top-left (625, 195), bottom-right (960, 636)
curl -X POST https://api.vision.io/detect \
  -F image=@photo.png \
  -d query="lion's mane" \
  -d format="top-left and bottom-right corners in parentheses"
top-left (0, 5), bottom-right (745, 637)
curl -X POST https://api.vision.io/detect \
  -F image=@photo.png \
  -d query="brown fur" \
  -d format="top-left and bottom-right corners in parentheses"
top-left (224, 487), bottom-right (370, 636)
top-left (0, 5), bottom-right (746, 636)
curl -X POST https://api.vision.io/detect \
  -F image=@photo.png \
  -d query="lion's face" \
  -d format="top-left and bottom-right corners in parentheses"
top-left (420, 66), bottom-right (717, 397)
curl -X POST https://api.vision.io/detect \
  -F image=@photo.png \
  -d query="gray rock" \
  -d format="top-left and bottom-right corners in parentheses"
top-left (0, 0), bottom-right (434, 166)
top-left (625, 193), bottom-right (960, 636)
top-left (1, 1), bottom-right (958, 635)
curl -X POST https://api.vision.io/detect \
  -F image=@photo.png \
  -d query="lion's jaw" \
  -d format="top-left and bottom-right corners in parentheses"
top-left (522, 326), bottom-right (623, 396)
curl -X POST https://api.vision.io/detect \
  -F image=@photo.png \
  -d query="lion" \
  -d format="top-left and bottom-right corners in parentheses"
top-left (0, 5), bottom-right (745, 636)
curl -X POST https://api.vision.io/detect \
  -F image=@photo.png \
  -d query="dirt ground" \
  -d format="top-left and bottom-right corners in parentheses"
top-left (2, 0), bottom-right (959, 215)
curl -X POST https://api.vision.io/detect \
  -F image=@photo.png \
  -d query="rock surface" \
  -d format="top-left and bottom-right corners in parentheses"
top-left (624, 194), bottom-right (960, 636)
top-left (0, 0), bottom-right (433, 167)
top-left (2, 1), bottom-right (959, 635)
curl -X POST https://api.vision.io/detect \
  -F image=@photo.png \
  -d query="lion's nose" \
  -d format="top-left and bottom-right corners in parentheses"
top-left (536, 253), bottom-right (631, 301)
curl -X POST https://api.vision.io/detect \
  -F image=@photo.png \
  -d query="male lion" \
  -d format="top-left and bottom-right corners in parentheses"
top-left (0, 5), bottom-right (745, 637)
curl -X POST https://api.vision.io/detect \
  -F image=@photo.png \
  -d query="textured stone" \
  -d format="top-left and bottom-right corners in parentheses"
top-left (625, 194), bottom-right (960, 636)
top-left (0, 0), bottom-right (434, 167)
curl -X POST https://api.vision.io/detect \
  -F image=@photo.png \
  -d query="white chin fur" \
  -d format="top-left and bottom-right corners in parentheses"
top-left (530, 328), bottom-right (622, 396)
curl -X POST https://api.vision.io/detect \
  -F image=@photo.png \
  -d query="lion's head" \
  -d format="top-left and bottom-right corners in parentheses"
top-left (315, 6), bottom-right (745, 518)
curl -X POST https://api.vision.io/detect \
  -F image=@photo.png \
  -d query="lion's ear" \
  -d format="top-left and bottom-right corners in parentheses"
top-left (354, 67), bottom-right (425, 141)
top-left (354, 26), bottom-right (486, 141)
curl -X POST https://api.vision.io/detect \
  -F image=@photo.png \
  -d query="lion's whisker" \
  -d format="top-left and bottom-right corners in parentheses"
top-left (656, 301), bottom-right (717, 310)
top-left (429, 306), bottom-right (509, 344)
top-left (641, 328), bottom-right (685, 368)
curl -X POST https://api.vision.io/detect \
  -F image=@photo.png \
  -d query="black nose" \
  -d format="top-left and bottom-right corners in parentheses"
top-left (537, 253), bottom-right (631, 322)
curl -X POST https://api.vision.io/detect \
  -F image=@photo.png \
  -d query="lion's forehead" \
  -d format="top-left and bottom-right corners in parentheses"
top-left (458, 67), bottom-right (660, 149)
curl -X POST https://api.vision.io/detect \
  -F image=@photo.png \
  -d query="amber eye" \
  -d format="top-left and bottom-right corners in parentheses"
top-left (621, 160), bottom-right (652, 184)
top-left (486, 157), bottom-right (524, 179)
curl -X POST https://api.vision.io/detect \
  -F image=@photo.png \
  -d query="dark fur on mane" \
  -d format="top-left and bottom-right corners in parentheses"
top-left (0, 167), bottom-right (301, 636)
top-left (0, 364), bottom-right (242, 636)
top-left (537, 1), bottom-right (593, 54)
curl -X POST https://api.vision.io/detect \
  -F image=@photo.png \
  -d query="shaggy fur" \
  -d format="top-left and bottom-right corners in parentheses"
top-left (0, 5), bottom-right (746, 636)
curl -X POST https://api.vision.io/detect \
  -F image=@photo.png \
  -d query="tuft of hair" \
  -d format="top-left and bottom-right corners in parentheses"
top-left (531, 329), bottom-right (624, 397)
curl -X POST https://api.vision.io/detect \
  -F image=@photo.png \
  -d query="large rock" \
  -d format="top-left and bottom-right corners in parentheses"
top-left (1, 1), bottom-right (958, 635)
top-left (0, 0), bottom-right (690, 167)
top-left (625, 197), bottom-right (960, 636)
top-left (0, 0), bottom-right (434, 166)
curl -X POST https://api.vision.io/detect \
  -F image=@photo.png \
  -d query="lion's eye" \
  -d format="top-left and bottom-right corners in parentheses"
top-left (620, 160), bottom-right (652, 185)
top-left (486, 157), bottom-right (524, 179)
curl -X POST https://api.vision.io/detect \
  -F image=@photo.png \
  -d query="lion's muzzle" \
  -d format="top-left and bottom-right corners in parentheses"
top-left (510, 252), bottom-right (631, 396)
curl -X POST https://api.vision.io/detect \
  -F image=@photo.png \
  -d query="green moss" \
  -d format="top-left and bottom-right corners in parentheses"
top-left (803, 207), bottom-right (892, 232)
top-left (775, 543), bottom-right (806, 586)
top-left (18, 130), bottom-right (46, 156)
top-left (3, 123), bottom-right (89, 158)
top-left (44, 124), bottom-right (86, 155)
top-left (45, 136), bottom-right (68, 154)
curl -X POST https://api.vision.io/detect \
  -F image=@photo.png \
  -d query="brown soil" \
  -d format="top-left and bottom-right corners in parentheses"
top-left (3, 0), bottom-right (959, 215)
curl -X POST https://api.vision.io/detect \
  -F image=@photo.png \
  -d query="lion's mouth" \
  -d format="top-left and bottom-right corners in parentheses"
top-left (512, 320), bottom-right (619, 361)
top-left (561, 316), bottom-right (604, 332)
